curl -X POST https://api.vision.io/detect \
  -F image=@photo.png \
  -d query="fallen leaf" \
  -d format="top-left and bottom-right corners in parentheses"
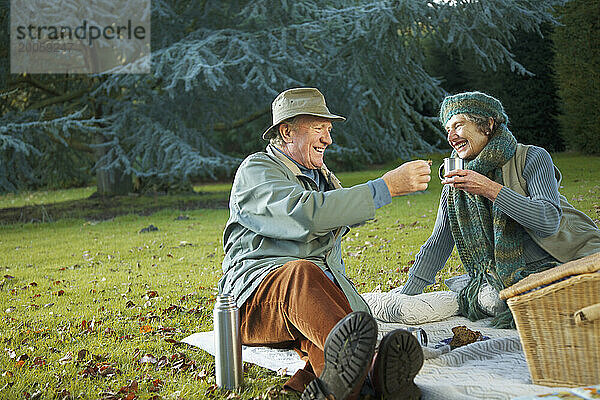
top-left (148, 378), bottom-right (163, 392)
top-left (205, 384), bottom-right (218, 394)
top-left (77, 349), bottom-right (89, 362)
top-left (140, 325), bottom-right (152, 334)
top-left (5, 348), bottom-right (16, 359)
top-left (139, 225), bottom-right (158, 233)
top-left (59, 352), bottom-right (73, 364)
top-left (56, 389), bottom-right (71, 400)
top-left (118, 380), bottom-right (138, 394)
top-left (98, 391), bottom-right (119, 400)
top-left (156, 356), bottom-right (168, 369)
top-left (195, 369), bottom-right (208, 380)
top-left (186, 307), bottom-right (204, 315)
top-left (79, 362), bottom-right (98, 378)
top-left (103, 327), bottom-right (115, 336)
top-left (139, 354), bottom-right (157, 364)
top-left (98, 363), bottom-right (120, 377)
top-left (92, 353), bottom-right (107, 362)
top-left (30, 356), bottom-right (46, 368)
top-left (163, 304), bottom-right (182, 314)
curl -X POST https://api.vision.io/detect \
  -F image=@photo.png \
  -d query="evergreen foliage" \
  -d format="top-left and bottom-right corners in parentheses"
top-left (552, 0), bottom-right (600, 154)
top-left (1, 0), bottom-right (564, 193)
top-left (424, 25), bottom-right (564, 152)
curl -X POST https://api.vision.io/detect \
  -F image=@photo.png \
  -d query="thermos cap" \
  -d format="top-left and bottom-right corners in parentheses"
top-left (215, 293), bottom-right (237, 311)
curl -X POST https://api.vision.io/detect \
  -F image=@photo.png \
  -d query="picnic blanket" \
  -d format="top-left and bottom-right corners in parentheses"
top-left (182, 291), bottom-right (592, 399)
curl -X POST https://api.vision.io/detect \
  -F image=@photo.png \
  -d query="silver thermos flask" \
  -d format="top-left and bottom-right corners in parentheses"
top-left (213, 293), bottom-right (242, 389)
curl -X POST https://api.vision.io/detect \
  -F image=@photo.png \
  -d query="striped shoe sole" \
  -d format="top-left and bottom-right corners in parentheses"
top-left (375, 329), bottom-right (424, 400)
top-left (301, 311), bottom-right (378, 400)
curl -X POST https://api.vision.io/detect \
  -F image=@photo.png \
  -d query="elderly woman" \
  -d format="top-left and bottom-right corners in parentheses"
top-left (398, 91), bottom-right (600, 327)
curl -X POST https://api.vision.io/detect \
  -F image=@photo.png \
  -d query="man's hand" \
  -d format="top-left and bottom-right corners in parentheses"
top-left (442, 169), bottom-right (503, 201)
top-left (382, 160), bottom-right (431, 197)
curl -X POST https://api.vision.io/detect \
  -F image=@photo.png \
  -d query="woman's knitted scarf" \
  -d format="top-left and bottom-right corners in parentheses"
top-left (447, 127), bottom-right (554, 328)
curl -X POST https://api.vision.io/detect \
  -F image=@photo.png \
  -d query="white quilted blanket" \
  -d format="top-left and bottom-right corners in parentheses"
top-left (183, 291), bottom-right (575, 399)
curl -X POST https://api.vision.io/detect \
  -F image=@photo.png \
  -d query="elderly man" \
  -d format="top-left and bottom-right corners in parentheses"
top-left (219, 88), bottom-right (430, 399)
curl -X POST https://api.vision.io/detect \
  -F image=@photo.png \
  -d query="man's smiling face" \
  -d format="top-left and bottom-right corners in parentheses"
top-left (281, 115), bottom-right (333, 169)
top-left (445, 114), bottom-right (490, 160)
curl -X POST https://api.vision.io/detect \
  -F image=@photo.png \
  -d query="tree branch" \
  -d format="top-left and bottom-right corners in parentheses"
top-left (211, 107), bottom-right (270, 131)
top-left (46, 132), bottom-right (94, 154)
top-left (29, 87), bottom-right (90, 110)
top-left (19, 75), bottom-right (64, 97)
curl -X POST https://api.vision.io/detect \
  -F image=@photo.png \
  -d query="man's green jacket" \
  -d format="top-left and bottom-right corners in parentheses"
top-left (219, 145), bottom-right (374, 313)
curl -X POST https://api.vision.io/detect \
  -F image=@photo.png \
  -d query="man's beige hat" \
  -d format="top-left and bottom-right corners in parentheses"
top-left (262, 87), bottom-right (346, 140)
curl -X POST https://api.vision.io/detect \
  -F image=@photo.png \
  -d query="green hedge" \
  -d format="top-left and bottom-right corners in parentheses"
top-left (553, 0), bottom-right (600, 154)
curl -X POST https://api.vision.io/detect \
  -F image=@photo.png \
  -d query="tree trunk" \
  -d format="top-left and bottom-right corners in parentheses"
top-left (95, 167), bottom-right (133, 196)
top-left (93, 133), bottom-right (132, 196)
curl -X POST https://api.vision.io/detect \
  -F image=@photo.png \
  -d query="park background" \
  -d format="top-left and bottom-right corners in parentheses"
top-left (0, 0), bottom-right (599, 399)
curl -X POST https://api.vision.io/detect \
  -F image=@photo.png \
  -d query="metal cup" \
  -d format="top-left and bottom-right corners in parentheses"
top-left (438, 157), bottom-right (465, 180)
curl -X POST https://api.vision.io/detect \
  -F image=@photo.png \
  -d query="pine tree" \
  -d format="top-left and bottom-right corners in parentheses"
top-left (1, 0), bottom-right (565, 194)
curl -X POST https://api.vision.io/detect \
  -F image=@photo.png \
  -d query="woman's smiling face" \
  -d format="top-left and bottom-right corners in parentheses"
top-left (445, 114), bottom-right (490, 160)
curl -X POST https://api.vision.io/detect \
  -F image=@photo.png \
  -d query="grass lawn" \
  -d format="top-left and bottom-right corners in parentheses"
top-left (0, 153), bottom-right (598, 399)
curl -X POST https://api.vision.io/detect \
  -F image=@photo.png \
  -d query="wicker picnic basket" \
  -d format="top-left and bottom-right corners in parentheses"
top-left (499, 252), bottom-right (600, 387)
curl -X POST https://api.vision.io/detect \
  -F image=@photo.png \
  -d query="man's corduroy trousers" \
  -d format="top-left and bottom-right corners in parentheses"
top-left (239, 260), bottom-right (353, 392)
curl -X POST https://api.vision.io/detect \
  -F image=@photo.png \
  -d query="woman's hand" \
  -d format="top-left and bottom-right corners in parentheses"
top-left (442, 169), bottom-right (503, 201)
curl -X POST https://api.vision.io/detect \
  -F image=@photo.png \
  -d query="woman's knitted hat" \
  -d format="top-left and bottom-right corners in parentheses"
top-left (439, 91), bottom-right (509, 127)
